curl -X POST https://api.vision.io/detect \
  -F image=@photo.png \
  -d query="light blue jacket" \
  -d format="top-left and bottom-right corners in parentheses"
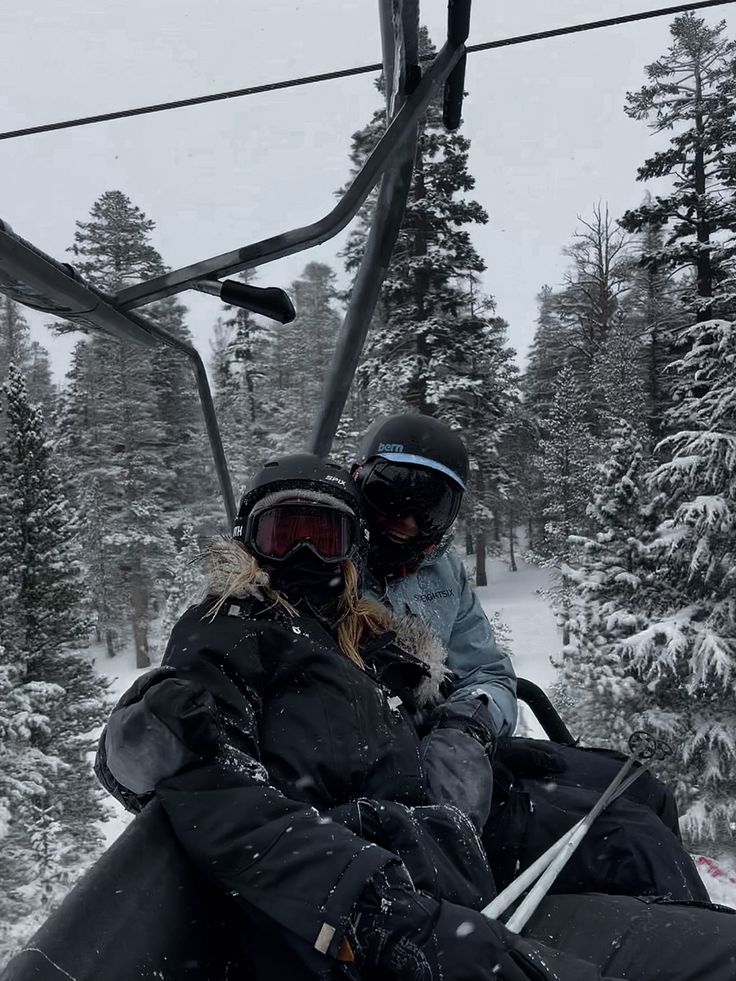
top-left (367, 551), bottom-right (518, 736)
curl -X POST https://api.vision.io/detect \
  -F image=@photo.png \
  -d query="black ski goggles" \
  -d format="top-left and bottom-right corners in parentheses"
top-left (242, 502), bottom-right (357, 564)
top-left (357, 459), bottom-right (463, 535)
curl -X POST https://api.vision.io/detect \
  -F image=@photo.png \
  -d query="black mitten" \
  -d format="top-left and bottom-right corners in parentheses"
top-left (421, 698), bottom-right (497, 830)
top-left (354, 864), bottom-right (550, 981)
top-left (96, 671), bottom-right (218, 802)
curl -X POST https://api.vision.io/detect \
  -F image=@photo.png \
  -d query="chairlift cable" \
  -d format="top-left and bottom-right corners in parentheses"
top-left (464, 0), bottom-right (736, 55)
top-left (1, 0), bottom-right (734, 143)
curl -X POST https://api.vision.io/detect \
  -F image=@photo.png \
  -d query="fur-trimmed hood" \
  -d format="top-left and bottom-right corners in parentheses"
top-left (200, 538), bottom-right (450, 707)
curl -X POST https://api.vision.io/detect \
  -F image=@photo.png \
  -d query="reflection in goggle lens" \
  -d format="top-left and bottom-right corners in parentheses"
top-left (251, 505), bottom-right (355, 561)
top-left (361, 462), bottom-right (461, 534)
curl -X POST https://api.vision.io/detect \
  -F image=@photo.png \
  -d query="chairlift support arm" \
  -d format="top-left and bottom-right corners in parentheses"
top-left (0, 219), bottom-right (237, 527)
top-left (0, 0), bottom-right (472, 524)
top-left (114, 38), bottom-right (466, 311)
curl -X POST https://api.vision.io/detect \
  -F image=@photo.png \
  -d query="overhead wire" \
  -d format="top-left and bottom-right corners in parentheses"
top-left (1, 0), bottom-right (735, 142)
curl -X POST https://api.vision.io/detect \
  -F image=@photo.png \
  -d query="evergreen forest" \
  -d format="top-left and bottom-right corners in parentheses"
top-left (2, 11), bottom-right (736, 956)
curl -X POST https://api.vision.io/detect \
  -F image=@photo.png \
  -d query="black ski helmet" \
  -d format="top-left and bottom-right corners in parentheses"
top-left (353, 414), bottom-right (469, 577)
top-left (233, 452), bottom-right (369, 567)
top-left (354, 413), bottom-right (469, 491)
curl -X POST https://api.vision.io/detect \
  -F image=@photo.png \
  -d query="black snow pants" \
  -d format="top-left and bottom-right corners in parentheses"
top-left (483, 776), bottom-right (709, 901)
top-left (524, 893), bottom-right (736, 981)
top-left (541, 742), bottom-right (680, 837)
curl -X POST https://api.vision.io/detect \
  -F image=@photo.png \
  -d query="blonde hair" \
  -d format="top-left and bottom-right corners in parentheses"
top-left (334, 558), bottom-right (393, 668)
top-left (205, 541), bottom-right (390, 669)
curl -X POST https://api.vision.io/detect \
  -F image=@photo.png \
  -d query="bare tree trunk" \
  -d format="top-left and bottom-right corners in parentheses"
top-left (130, 567), bottom-right (151, 669)
top-left (465, 527), bottom-right (473, 555)
top-left (476, 529), bottom-right (487, 587)
top-left (105, 628), bottom-right (117, 658)
top-left (508, 516), bottom-right (517, 572)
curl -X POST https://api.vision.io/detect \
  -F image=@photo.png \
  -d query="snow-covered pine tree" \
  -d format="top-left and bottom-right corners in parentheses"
top-left (621, 13), bottom-right (736, 320)
top-left (148, 295), bottom-right (218, 536)
top-left (60, 191), bottom-right (176, 666)
top-left (521, 287), bottom-right (573, 549)
top-left (624, 319), bottom-right (736, 848)
top-left (589, 312), bottom-right (649, 435)
top-left (210, 261), bottom-right (344, 486)
top-left (343, 29), bottom-right (494, 423)
top-left (535, 365), bottom-right (599, 645)
top-left (562, 419), bottom-right (659, 748)
top-left (58, 346), bottom-right (123, 657)
top-left (493, 406), bottom-right (542, 564)
top-left (0, 297), bottom-right (56, 429)
top-left (522, 285), bottom-right (571, 422)
top-left (553, 205), bottom-right (632, 432)
top-left (209, 315), bottom-right (245, 497)
top-left (0, 297), bottom-right (32, 387)
top-left (158, 523), bottom-right (205, 658)
top-left (212, 272), bottom-right (275, 493)
top-left (0, 364), bottom-right (108, 958)
top-left (623, 208), bottom-right (692, 437)
top-left (271, 262), bottom-right (342, 455)
top-left (450, 305), bottom-right (519, 586)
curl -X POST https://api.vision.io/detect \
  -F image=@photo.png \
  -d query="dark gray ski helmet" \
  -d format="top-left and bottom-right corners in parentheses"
top-left (354, 413), bottom-right (468, 489)
top-left (233, 453), bottom-right (369, 569)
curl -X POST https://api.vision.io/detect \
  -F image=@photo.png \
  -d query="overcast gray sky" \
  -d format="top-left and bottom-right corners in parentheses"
top-left (2, 1), bottom-right (732, 381)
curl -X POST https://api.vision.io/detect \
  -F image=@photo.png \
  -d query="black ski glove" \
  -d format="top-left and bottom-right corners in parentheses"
top-left (96, 668), bottom-right (219, 805)
top-left (354, 864), bottom-right (547, 981)
top-left (494, 737), bottom-right (568, 779)
top-left (421, 698), bottom-right (496, 831)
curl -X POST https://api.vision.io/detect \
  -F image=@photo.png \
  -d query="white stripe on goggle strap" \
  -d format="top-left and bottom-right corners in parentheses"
top-left (376, 453), bottom-right (466, 490)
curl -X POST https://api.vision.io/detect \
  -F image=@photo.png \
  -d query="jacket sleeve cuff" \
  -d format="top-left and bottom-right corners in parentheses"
top-left (233, 837), bottom-right (398, 959)
top-left (312, 844), bottom-right (399, 957)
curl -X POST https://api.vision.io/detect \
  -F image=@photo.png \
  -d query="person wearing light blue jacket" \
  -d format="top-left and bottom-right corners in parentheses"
top-left (368, 547), bottom-right (517, 737)
top-left (351, 413), bottom-right (697, 902)
top-left (352, 412), bottom-right (516, 829)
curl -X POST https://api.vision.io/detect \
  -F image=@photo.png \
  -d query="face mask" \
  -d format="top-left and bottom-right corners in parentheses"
top-left (267, 546), bottom-right (345, 613)
top-left (368, 530), bottom-right (431, 580)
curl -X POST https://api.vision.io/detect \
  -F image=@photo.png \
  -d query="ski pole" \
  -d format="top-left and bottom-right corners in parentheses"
top-left (490, 762), bottom-right (653, 919)
top-left (481, 755), bottom-right (654, 920)
top-left (482, 732), bottom-right (661, 928)
top-left (503, 732), bottom-right (660, 934)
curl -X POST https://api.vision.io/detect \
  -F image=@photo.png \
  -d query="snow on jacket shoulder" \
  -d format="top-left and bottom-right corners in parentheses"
top-left (372, 550), bottom-right (518, 736)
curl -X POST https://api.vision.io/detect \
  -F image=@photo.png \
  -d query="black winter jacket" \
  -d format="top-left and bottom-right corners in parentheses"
top-left (99, 592), bottom-right (496, 975)
top-left (97, 588), bottom-right (736, 981)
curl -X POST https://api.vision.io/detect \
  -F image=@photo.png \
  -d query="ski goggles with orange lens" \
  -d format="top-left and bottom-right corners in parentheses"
top-left (358, 460), bottom-right (463, 535)
top-left (243, 503), bottom-right (358, 563)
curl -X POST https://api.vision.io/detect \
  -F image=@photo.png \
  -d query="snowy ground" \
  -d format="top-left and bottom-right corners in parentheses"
top-left (476, 551), bottom-right (561, 739)
top-left (92, 548), bottom-right (736, 908)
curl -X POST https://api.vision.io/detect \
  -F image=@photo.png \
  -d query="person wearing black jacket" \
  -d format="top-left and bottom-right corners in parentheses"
top-left (99, 454), bottom-right (533, 980)
top-left (97, 454), bottom-right (736, 981)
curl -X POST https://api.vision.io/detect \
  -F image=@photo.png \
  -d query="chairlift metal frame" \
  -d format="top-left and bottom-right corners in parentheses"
top-left (0, 0), bottom-right (578, 751)
top-left (0, 9), bottom-right (583, 974)
top-left (0, 0), bottom-right (472, 529)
